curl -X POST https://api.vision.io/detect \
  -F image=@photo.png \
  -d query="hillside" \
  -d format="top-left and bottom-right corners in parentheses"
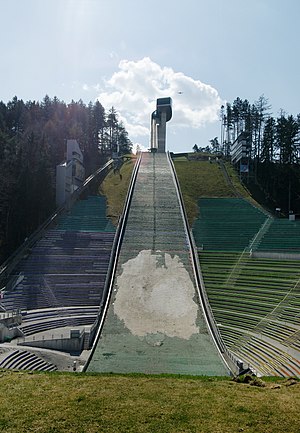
top-left (173, 157), bottom-right (254, 224)
top-left (101, 155), bottom-right (255, 227)
top-left (99, 157), bottom-right (135, 225)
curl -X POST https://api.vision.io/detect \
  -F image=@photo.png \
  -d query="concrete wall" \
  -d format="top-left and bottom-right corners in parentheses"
top-left (56, 161), bottom-right (72, 207)
top-left (20, 330), bottom-right (87, 354)
top-left (157, 111), bottom-right (167, 153)
top-left (252, 251), bottom-right (300, 260)
top-left (0, 316), bottom-right (22, 342)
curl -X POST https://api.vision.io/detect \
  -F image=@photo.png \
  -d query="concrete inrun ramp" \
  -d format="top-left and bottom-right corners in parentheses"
top-left (88, 153), bottom-right (229, 375)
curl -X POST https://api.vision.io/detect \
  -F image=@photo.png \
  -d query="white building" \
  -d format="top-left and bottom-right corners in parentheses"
top-left (56, 139), bottom-right (85, 207)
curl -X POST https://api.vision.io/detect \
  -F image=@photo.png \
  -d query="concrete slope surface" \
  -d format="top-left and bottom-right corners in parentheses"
top-left (88, 153), bottom-right (229, 375)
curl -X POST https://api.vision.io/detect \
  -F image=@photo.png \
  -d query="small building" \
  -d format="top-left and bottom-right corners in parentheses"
top-left (56, 139), bottom-right (85, 207)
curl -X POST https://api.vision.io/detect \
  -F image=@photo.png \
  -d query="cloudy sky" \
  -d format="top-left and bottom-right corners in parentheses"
top-left (1, 0), bottom-right (300, 152)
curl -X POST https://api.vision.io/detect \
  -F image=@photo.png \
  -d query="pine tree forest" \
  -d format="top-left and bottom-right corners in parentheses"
top-left (0, 95), bottom-right (132, 263)
top-left (220, 96), bottom-right (300, 215)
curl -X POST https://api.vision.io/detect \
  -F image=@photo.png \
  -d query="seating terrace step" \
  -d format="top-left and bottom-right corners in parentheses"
top-left (20, 315), bottom-right (96, 335)
top-left (0, 350), bottom-right (57, 372)
top-left (193, 198), bottom-right (267, 252)
top-left (257, 219), bottom-right (300, 253)
top-left (0, 194), bottom-right (115, 342)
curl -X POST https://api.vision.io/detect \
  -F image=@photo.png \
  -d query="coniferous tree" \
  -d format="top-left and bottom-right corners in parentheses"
top-left (117, 122), bottom-right (132, 155)
top-left (106, 106), bottom-right (118, 154)
top-left (223, 103), bottom-right (233, 156)
top-left (261, 117), bottom-right (276, 163)
top-left (222, 94), bottom-right (300, 214)
top-left (0, 95), bottom-right (132, 263)
top-left (276, 114), bottom-right (299, 164)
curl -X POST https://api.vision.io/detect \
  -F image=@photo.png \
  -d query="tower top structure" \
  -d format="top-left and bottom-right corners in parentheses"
top-left (150, 97), bottom-right (172, 153)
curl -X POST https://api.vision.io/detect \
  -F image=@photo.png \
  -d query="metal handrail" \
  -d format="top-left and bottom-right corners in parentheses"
top-left (167, 151), bottom-right (239, 375)
top-left (82, 152), bottom-right (142, 371)
top-left (0, 158), bottom-right (116, 289)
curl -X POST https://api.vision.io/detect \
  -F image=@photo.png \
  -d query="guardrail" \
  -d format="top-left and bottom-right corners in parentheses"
top-left (0, 158), bottom-right (116, 290)
top-left (167, 151), bottom-right (239, 376)
top-left (83, 152), bottom-right (142, 371)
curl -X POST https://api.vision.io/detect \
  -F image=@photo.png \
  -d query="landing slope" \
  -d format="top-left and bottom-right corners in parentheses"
top-left (88, 153), bottom-right (229, 375)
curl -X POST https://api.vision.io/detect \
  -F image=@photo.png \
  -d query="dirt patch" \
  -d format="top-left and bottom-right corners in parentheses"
top-left (114, 250), bottom-right (199, 339)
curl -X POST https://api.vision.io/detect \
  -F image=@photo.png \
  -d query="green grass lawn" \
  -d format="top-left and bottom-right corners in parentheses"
top-left (0, 371), bottom-right (298, 433)
top-left (174, 160), bottom-right (236, 224)
top-left (224, 162), bottom-right (259, 206)
top-left (99, 158), bottom-right (135, 225)
top-left (174, 159), bottom-right (260, 225)
top-left (101, 156), bottom-right (253, 227)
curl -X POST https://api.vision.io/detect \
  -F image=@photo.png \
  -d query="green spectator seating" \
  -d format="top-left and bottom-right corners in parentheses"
top-left (57, 196), bottom-right (115, 232)
top-left (1, 195), bottom-right (115, 343)
top-left (257, 218), bottom-right (300, 253)
top-left (191, 197), bottom-right (300, 376)
top-left (193, 198), bottom-right (267, 251)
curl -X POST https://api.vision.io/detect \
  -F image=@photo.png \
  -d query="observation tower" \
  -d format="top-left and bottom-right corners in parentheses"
top-left (150, 97), bottom-right (172, 153)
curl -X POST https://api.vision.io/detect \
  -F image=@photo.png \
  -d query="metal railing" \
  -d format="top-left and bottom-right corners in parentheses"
top-left (83, 152), bottom-right (142, 371)
top-left (0, 158), bottom-right (116, 290)
top-left (167, 151), bottom-right (239, 375)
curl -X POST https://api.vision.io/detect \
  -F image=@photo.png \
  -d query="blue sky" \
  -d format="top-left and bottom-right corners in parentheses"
top-left (1, 0), bottom-right (300, 152)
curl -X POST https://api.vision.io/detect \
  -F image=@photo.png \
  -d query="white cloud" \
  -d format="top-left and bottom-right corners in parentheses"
top-left (132, 142), bottom-right (148, 154)
top-left (96, 57), bottom-right (224, 148)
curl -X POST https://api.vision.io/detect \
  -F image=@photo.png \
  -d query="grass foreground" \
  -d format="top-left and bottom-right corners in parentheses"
top-left (0, 371), bottom-right (299, 433)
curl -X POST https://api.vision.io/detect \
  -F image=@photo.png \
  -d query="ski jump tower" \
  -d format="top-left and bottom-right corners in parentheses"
top-left (150, 97), bottom-right (172, 153)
